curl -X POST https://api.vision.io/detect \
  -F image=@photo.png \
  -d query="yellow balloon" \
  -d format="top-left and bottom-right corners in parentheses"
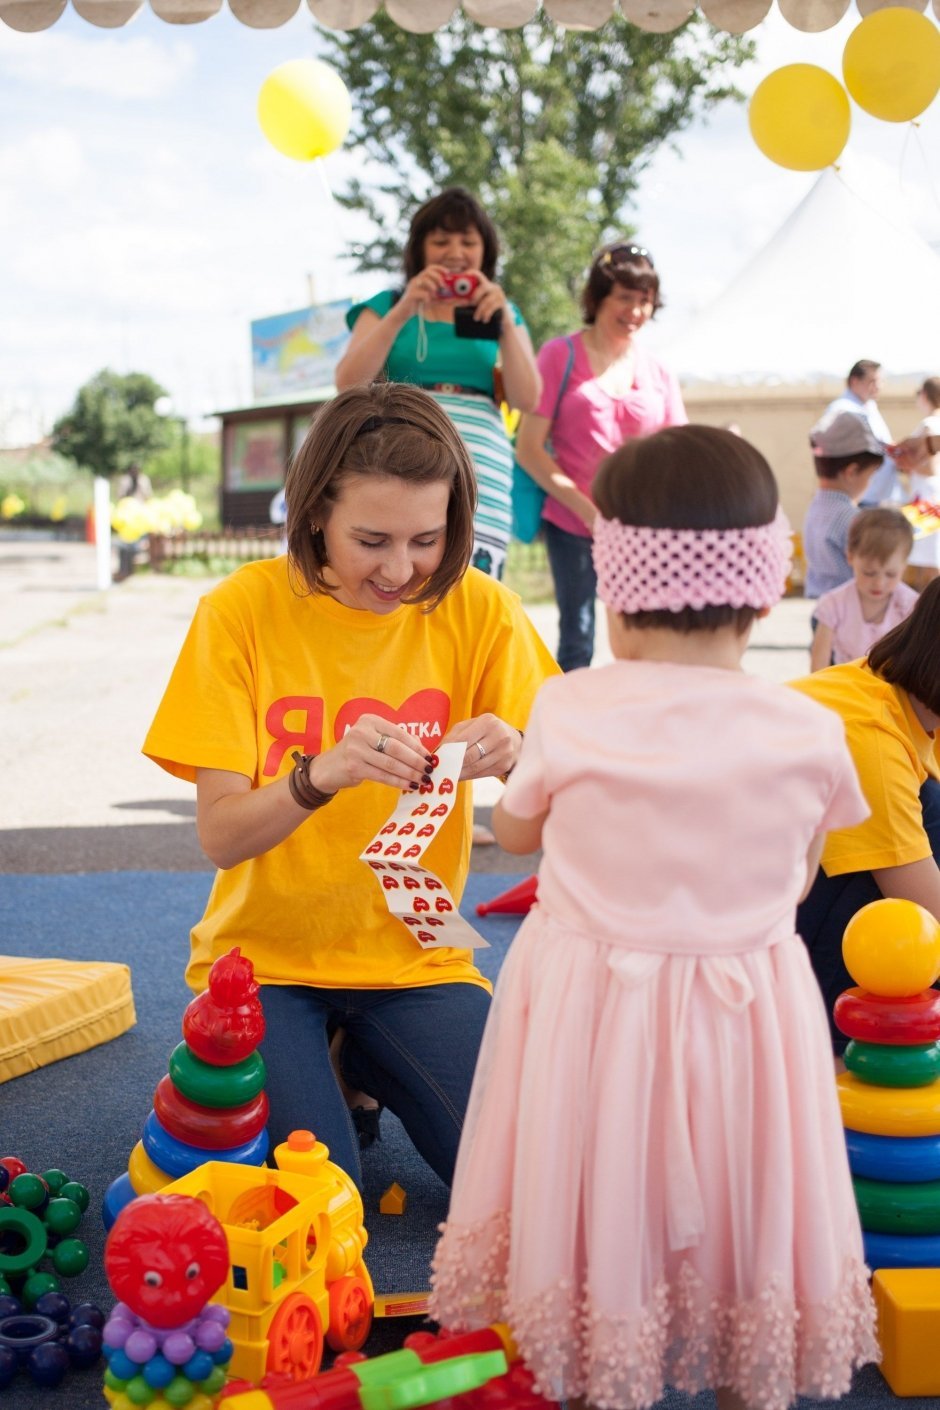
top-left (258, 58), bottom-right (352, 162)
top-left (749, 65), bottom-right (850, 172)
top-left (842, 898), bottom-right (940, 997)
top-left (843, 9), bottom-right (940, 123)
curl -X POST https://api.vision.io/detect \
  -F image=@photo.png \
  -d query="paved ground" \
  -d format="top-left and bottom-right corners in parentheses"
top-left (0, 533), bottom-right (814, 875)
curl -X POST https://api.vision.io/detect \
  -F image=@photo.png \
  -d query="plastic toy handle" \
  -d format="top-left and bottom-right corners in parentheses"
top-left (359, 1351), bottom-right (509, 1410)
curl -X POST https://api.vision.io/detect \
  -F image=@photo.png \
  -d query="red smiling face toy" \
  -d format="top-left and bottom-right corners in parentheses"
top-left (105, 1194), bottom-right (229, 1328)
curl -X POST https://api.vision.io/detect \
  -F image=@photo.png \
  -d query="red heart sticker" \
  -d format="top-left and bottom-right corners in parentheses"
top-left (431, 804), bottom-right (448, 818)
top-left (417, 931), bottom-right (436, 944)
top-left (414, 897), bottom-right (430, 912)
top-left (435, 898), bottom-right (453, 913)
top-left (389, 862), bottom-right (407, 872)
top-left (384, 842), bottom-right (402, 856)
top-left (419, 781), bottom-right (434, 795)
top-left (425, 878), bottom-right (442, 891)
top-left (382, 876), bottom-right (400, 890)
top-left (417, 824), bottom-right (435, 838)
top-left (403, 916), bottom-right (419, 927)
top-left (368, 861), bottom-right (384, 871)
top-left (425, 917), bottom-right (444, 927)
top-left (381, 823), bottom-right (397, 836)
top-left (398, 822), bottom-right (415, 836)
top-left (366, 842), bottom-right (383, 855)
top-left (403, 876), bottom-right (420, 890)
top-left (412, 804), bottom-right (430, 816)
top-left (439, 778), bottom-right (454, 795)
top-left (403, 845), bottom-right (421, 859)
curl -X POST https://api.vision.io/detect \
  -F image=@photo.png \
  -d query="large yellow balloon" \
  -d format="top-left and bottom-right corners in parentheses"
top-left (842, 898), bottom-right (940, 997)
top-left (843, 9), bottom-right (940, 124)
top-left (748, 65), bottom-right (851, 172)
top-left (258, 59), bottom-right (352, 162)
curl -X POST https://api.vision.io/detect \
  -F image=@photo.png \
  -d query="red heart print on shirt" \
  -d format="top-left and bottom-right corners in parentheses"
top-left (333, 689), bottom-right (450, 746)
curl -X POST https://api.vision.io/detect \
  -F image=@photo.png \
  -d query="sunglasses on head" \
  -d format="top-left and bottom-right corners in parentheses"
top-left (599, 244), bottom-right (654, 270)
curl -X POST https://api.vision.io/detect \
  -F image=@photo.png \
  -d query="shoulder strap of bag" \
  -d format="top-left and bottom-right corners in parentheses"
top-left (551, 335), bottom-right (576, 423)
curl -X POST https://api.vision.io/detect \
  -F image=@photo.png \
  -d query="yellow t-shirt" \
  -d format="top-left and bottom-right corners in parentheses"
top-left (790, 661), bottom-right (940, 877)
top-left (144, 560), bottom-right (559, 993)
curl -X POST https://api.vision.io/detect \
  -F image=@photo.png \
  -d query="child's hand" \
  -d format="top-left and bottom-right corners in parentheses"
top-left (442, 715), bottom-right (522, 781)
top-left (308, 714), bottom-right (434, 795)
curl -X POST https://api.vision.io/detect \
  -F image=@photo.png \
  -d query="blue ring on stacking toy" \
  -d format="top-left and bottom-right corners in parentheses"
top-left (101, 1172), bottom-right (136, 1232)
top-left (863, 1230), bottom-right (940, 1268)
top-left (141, 1111), bottom-right (269, 1178)
top-left (846, 1129), bottom-right (940, 1183)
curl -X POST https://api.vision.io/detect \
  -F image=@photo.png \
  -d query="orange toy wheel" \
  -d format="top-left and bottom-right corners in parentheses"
top-left (266, 1292), bottom-right (324, 1380)
top-left (326, 1273), bottom-right (373, 1352)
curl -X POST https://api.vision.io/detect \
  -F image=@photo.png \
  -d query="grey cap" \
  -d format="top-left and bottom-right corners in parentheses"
top-left (810, 410), bottom-right (884, 459)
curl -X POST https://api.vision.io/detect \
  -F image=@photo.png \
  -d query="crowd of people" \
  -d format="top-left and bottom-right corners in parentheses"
top-left (142, 187), bottom-right (939, 1410)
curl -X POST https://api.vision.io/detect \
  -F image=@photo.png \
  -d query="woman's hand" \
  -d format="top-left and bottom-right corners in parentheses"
top-left (397, 264), bottom-right (452, 319)
top-left (442, 715), bottom-right (523, 781)
top-left (467, 274), bottom-right (509, 328)
top-left (309, 714), bottom-right (435, 796)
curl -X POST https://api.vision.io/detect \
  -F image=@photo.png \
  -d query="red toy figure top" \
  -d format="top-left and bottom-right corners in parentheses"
top-left (182, 946), bottom-right (266, 1066)
top-left (104, 1194), bottom-right (229, 1329)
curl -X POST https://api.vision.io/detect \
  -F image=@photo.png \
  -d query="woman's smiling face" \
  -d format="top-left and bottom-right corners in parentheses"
top-left (319, 472), bottom-right (450, 614)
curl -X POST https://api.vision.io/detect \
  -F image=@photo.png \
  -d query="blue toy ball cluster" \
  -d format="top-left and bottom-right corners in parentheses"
top-left (0, 1291), bottom-right (104, 1388)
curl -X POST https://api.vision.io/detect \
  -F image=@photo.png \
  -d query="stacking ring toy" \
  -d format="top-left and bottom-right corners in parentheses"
top-left (153, 1075), bottom-right (269, 1149)
top-left (0, 1208), bottom-right (47, 1276)
top-left (141, 1112), bottom-right (269, 1178)
top-left (863, 1229), bottom-right (940, 1269)
top-left (127, 1142), bottom-right (173, 1197)
top-left (854, 1175), bottom-right (940, 1234)
top-left (844, 1039), bottom-right (940, 1087)
top-left (834, 988), bottom-right (940, 1044)
top-left (168, 1043), bottom-right (265, 1108)
top-left (838, 1072), bottom-right (940, 1136)
top-left (842, 899), bottom-right (940, 996)
top-left (101, 1173), bottom-right (136, 1232)
top-left (846, 1129), bottom-right (940, 1183)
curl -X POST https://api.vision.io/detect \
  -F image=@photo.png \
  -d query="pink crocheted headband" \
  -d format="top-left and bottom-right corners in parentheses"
top-left (592, 506), bottom-right (793, 615)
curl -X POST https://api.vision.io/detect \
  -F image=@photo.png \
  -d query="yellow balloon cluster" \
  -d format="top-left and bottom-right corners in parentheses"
top-left (111, 490), bottom-right (202, 544)
top-left (749, 9), bottom-right (940, 170)
top-left (257, 59), bottom-right (352, 163)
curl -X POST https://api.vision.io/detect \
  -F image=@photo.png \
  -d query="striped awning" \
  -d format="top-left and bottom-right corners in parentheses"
top-left (0, 0), bottom-right (934, 34)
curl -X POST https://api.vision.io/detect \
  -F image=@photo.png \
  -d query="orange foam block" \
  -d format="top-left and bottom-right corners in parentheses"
top-left (379, 1181), bottom-right (407, 1215)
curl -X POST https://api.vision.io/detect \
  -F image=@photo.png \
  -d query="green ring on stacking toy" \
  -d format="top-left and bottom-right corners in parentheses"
top-left (854, 1175), bottom-right (940, 1234)
top-left (844, 1039), bottom-right (940, 1087)
top-left (168, 1042), bottom-right (266, 1108)
top-left (0, 1206), bottom-right (48, 1275)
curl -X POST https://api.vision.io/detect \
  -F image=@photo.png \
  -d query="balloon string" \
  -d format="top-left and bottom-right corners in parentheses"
top-left (904, 122), bottom-right (940, 224)
top-left (314, 158), bottom-right (336, 208)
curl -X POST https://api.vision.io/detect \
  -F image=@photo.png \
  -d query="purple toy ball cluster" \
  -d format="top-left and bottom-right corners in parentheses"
top-left (103, 1302), bottom-right (232, 1400)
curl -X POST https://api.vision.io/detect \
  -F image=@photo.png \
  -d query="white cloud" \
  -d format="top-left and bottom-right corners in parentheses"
top-left (0, 26), bottom-right (195, 100)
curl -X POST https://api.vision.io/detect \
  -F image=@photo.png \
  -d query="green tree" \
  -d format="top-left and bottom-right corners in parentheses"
top-left (52, 369), bottom-right (173, 479)
top-left (320, 14), bottom-right (754, 345)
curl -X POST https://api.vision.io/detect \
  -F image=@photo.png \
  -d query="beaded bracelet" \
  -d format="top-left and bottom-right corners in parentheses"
top-left (288, 749), bottom-right (337, 811)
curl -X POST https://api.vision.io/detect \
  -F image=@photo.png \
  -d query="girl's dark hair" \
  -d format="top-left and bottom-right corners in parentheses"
top-left (592, 424), bottom-right (780, 635)
top-left (285, 383), bottom-right (477, 611)
top-left (867, 577), bottom-right (940, 714)
top-left (402, 188), bottom-right (499, 281)
top-left (581, 241), bottom-right (662, 324)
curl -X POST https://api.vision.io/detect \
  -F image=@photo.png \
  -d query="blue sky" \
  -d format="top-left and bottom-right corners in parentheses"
top-left (0, 3), bottom-right (938, 445)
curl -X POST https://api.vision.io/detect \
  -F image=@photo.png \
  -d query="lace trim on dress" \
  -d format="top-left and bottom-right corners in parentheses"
top-left (430, 1213), bottom-right (878, 1410)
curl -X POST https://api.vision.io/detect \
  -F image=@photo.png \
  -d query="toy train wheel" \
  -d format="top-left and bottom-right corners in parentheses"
top-left (265, 1291), bottom-right (324, 1381)
top-left (326, 1274), bottom-right (373, 1352)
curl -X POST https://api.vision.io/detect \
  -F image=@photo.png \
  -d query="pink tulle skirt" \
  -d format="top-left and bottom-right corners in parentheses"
top-left (430, 914), bottom-right (877, 1410)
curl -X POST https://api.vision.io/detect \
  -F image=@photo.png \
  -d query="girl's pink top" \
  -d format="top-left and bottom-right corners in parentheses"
top-left (534, 331), bottom-right (687, 539)
top-left (815, 578), bottom-right (919, 665)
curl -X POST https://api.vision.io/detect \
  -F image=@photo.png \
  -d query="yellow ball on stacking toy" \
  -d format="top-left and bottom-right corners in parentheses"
top-left (842, 899), bottom-right (940, 998)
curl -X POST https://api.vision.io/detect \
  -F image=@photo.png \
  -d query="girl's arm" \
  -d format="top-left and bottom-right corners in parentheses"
top-left (515, 413), bottom-right (596, 530)
top-left (800, 833), bottom-right (826, 902)
top-left (809, 622), bottom-right (834, 673)
top-left (334, 268), bottom-right (450, 389)
top-left (196, 715), bottom-right (433, 870)
top-left (492, 796), bottom-right (547, 854)
top-left (872, 857), bottom-right (940, 919)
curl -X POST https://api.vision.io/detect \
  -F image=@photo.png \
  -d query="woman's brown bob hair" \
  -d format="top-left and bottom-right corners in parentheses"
top-left (592, 424), bottom-right (780, 635)
top-left (403, 187), bottom-right (500, 282)
top-left (868, 577), bottom-right (940, 715)
top-left (285, 383), bottom-right (477, 611)
top-left (582, 241), bottom-right (662, 325)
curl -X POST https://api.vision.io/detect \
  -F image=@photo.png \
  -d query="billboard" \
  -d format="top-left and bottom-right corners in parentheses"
top-left (251, 298), bottom-right (352, 399)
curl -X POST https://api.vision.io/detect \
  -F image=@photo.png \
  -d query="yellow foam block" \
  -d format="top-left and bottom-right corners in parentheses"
top-left (873, 1267), bottom-right (940, 1396)
top-left (0, 955), bottom-right (135, 1084)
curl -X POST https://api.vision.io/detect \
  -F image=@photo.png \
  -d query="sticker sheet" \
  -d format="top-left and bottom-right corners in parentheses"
top-left (360, 742), bottom-right (489, 950)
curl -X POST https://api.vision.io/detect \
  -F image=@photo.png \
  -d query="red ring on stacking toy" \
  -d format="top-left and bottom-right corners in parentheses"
top-left (834, 987), bottom-right (940, 1044)
top-left (153, 1075), bottom-right (269, 1150)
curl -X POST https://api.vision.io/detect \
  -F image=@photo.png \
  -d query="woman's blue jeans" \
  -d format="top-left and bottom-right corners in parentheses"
top-left (543, 520), bottom-right (598, 672)
top-left (257, 982), bottom-right (490, 1190)
top-left (797, 779), bottom-right (940, 1052)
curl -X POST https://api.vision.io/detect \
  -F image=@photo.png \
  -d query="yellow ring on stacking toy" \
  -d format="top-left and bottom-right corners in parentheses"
top-left (127, 1140), bottom-right (174, 1196)
top-left (838, 1072), bottom-right (940, 1136)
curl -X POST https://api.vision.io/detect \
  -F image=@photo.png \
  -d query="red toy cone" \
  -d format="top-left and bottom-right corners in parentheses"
top-left (476, 874), bottom-right (538, 917)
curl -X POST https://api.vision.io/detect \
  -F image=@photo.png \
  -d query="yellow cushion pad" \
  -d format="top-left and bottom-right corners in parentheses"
top-left (0, 956), bottom-right (136, 1084)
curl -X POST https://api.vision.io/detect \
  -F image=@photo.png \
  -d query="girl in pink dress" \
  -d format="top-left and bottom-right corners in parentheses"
top-left (430, 425), bottom-right (877, 1410)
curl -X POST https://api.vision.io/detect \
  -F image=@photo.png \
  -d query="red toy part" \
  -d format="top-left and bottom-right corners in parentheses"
top-left (104, 1193), bottom-right (229, 1328)
top-left (476, 875), bottom-right (538, 918)
top-left (153, 1075), bottom-right (269, 1149)
top-left (834, 987), bottom-right (940, 1044)
top-left (182, 946), bottom-right (266, 1065)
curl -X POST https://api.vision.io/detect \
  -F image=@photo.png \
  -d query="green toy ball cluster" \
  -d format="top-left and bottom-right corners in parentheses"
top-left (0, 1157), bottom-right (91, 1303)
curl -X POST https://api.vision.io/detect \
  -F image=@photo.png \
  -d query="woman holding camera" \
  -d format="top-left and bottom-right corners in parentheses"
top-left (336, 187), bottom-right (540, 584)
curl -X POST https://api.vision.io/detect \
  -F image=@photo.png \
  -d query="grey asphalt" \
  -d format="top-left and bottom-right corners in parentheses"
top-left (0, 533), bottom-right (814, 876)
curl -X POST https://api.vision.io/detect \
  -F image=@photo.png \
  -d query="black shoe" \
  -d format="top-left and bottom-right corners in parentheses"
top-left (350, 1104), bottom-right (382, 1151)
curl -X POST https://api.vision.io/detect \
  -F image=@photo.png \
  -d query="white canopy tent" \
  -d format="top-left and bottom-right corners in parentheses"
top-left (660, 161), bottom-right (940, 382)
top-left (2, 0), bottom-right (939, 34)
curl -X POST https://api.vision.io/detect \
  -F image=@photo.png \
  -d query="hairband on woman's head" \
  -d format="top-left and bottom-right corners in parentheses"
top-left (592, 506), bottom-right (793, 615)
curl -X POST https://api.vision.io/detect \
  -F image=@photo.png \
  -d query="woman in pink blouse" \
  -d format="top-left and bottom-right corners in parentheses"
top-left (515, 243), bottom-right (686, 670)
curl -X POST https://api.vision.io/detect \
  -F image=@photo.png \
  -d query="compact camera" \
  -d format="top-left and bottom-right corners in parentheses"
top-left (436, 271), bottom-right (481, 301)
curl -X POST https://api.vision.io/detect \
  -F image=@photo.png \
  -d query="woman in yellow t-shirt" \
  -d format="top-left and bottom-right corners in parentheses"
top-left (144, 383), bottom-right (558, 1187)
top-left (791, 579), bottom-right (940, 1049)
